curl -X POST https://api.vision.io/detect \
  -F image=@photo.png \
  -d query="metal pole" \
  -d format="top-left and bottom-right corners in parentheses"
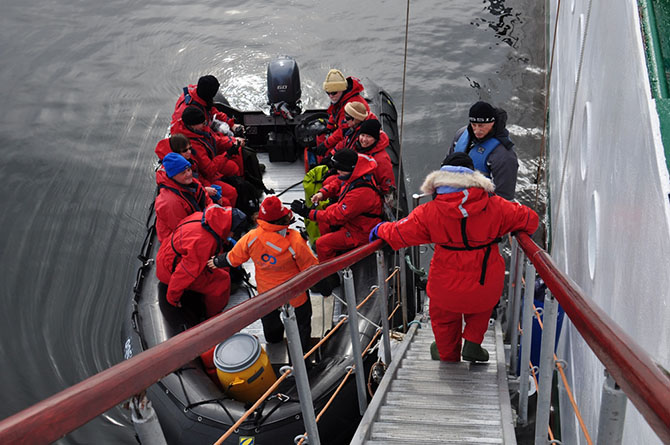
top-left (518, 260), bottom-right (536, 425)
top-left (376, 251), bottom-right (392, 364)
top-left (509, 248), bottom-right (525, 376)
top-left (596, 371), bottom-right (628, 445)
top-left (281, 305), bottom-right (321, 445)
top-left (505, 238), bottom-right (520, 340)
top-left (130, 394), bottom-right (168, 445)
top-left (399, 247), bottom-right (409, 332)
top-left (534, 291), bottom-right (558, 445)
top-left (342, 268), bottom-right (369, 415)
top-left (411, 193), bottom-right (424, 310)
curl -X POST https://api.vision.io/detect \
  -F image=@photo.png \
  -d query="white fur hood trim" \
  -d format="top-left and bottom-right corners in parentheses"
top-left (420, 169), bottom-right (495, 194)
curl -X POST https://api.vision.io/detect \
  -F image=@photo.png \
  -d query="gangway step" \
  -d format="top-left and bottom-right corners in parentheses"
top-left (350, 320), bottom-right (516, 445)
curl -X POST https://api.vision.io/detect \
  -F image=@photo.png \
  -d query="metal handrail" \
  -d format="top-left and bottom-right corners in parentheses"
top-left (0, 240), bottom-right (385, 444)
top-left (515, 232), bottom-right (670, 443)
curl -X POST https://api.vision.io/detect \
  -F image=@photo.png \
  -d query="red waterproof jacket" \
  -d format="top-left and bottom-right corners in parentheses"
top-left (377, 167), bottom-right (538, 314)
top-left (156, 205), bottom-right (232, 306)
top-left (171, 84), bottom-right (235, 128)
top-left (226, 220), bottom-right (318, 307)
top-left (309, 154), bottom-right (383, 244)
top-left (322, 77), bottom-right (370, 149)
top-left (170, 119), bottom-right (240, 182)
top-left (154, 168), bottom-right (213, 243)
top-left (357, 130), bottom-right (395, 195)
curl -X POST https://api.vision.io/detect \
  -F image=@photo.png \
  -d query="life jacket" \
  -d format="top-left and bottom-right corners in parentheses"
top-left (453, 131), bottom-right (501, 177)
top-left (188, 128), bottom-right (218, 160)
top-left (338, 174), bottom-right (384, 220)
top-left (302, 165), bottom-right (332, 244)
top-left (157, 183), bottom-right (209, 215)
top-left (169, 214), bottom-right (225, 273)
top-left (176, 86), bottom-right (209, 116)
top-left (438, 217), bottom-right (502, 285)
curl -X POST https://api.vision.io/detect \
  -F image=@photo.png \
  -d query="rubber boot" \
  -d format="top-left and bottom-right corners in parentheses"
top-left (461, 340), bottom-right (489, 362)
top-left (430, 341), bottom-right (440, 360)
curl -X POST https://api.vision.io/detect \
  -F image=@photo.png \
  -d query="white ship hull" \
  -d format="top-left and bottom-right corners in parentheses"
top-left (548, 0), bottom-right (670, 443)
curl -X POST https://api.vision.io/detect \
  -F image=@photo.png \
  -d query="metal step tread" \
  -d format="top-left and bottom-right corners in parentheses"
top-left (352, 320), bottom-right (516, 445)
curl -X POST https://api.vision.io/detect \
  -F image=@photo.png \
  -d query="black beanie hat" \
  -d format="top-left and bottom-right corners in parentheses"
top-left (196, 75), bottom-right (220, 102)
top-left (182, 106), bottom-right (206, 126)
top-left (442, 152), bottom-right (475, 170)
top-left (358, 119), bottom-right (381, 140)
top-left (331, 149), bottom-right (358, 172)
top-left (469, 101), bottom-right (496, 123)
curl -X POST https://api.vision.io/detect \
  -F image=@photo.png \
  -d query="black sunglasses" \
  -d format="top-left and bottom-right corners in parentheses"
top-left (344, 114), bottom-right (355, 121)
top-left (326, 91), bottom-right (340, 96)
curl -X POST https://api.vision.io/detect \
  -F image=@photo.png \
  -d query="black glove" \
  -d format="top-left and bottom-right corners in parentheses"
top-left (291, 200), bottom-right (311, 218)
top-left (225, 141), bottom-right (239, 157)
top-left (314, 143), bottom-right (328, 157)
top-left (213, 254), bottom-right (231, 268)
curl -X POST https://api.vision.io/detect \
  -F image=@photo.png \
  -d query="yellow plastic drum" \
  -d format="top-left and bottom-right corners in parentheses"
top-left (214, 333), bottom-right (277, 403)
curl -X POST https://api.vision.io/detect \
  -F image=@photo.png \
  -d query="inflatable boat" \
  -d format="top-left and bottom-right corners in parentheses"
top-left (123, 56), bottom-right (411, 445)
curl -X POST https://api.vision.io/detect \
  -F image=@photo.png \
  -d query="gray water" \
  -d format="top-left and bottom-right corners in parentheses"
top-left (0, 0), bottom-right (544, 442)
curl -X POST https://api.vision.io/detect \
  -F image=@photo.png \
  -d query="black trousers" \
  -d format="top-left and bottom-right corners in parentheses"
top-left (261, 296), bottom-right (312, 352)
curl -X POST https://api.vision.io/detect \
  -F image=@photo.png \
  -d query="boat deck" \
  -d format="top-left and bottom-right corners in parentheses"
top-left (351, 320), bottom-right (516, 445)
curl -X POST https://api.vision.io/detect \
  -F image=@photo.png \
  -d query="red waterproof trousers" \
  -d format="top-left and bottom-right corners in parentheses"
top-left (429, 303), bottom-right (491, 362)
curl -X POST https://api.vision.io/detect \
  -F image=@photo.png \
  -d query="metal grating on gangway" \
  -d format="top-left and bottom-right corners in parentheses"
top-left (351, 320), bottom-right (516, 444)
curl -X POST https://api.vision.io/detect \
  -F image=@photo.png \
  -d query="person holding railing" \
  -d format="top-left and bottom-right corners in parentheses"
top-left (370, 153), bottom-right (538, 362)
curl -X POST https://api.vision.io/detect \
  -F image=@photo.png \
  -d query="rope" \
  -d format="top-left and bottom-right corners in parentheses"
top-left (297, 329), bottom-right (384, 445)
top-left (213, 369), bottom-right (292, 445)
top-left (395, 0), bottom-right (410, 223)
top-left (533, 0), bottom-right (562, 212)
top-left (541, 0), bottom-right (594, 228)
top-left (530, 304), bottom-right (593, 443)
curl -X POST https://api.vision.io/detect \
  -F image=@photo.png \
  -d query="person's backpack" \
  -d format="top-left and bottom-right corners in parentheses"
top-left (241, 147), bottom-right (272, 196)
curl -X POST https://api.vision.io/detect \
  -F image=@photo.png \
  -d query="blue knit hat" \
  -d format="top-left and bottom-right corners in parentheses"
top-left (163, 152), bottom-right (191, 178)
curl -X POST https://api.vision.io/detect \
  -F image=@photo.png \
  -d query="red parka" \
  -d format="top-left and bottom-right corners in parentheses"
top-left (154, 167), bottom-right (213, 243)
top-left (170, 119), bottom-right (240, 182)
top-left (156, 205), bottom-right (233, 308)
top-left (320, 77), bottom-right (370, 149)
top-left (171, 84), bottom-right (235, 128)
top-left (355, 130), bottom-right (394, 195)
top-left (309, 154), bottom-right (383, 245)
top-left (377, 167), bottom-right (538, 314)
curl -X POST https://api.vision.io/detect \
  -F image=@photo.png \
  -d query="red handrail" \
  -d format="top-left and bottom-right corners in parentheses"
top-left (515, 232), bottom-right (670, 444)
top-left (0, 240), bottom-right (385, 444)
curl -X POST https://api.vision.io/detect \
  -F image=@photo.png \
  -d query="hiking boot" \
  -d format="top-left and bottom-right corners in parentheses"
top-left (430, 341), bottom-right (440, 360)
top-left (461, 340), bottom-right (489, 362)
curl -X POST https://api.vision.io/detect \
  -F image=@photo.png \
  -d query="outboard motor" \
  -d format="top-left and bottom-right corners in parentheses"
top-left (267, 56), bottom-right (302, 120)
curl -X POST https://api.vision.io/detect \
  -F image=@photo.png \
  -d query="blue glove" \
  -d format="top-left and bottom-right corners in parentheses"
top-left (211, 184), bottom-right (222, 202)
top-left (226, 237), bottom-right (237, 246)
top-left (369, 222), bottom-right (384, 242)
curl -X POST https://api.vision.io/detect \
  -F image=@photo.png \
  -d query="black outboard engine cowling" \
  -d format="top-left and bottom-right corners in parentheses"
top-left (267, 56), bottom-right (301, 119)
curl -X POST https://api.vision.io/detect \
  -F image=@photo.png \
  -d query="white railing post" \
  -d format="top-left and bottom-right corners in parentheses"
top-left (509, 248), bottom-right (525, 376)
top-left (518, 260), bottom-right (536, 424)
top-left (534, 291), bottom-right (558, 445)
top-left (281, 305), bottom-right (321, 445)
top-left (505, 238), bottom-right (520, 340)
top-left (596, 371), bottom-right (628, 445)
top-left (376, 251), bottom-right (392, 364)
top-left (342, 268), bottom-right (369, 415)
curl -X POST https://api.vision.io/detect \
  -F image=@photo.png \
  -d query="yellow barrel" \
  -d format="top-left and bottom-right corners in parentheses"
top-left (214, 333), bottom-right (277, 403)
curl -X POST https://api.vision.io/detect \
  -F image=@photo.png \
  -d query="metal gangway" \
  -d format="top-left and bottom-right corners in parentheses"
top-left (351, 320), bottom-right (516, 444)
top-left (0, 232), bottom-right (669, 444)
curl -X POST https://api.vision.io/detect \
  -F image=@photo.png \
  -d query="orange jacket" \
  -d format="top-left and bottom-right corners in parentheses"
top-left (226, 220), bottom-right (318, 307)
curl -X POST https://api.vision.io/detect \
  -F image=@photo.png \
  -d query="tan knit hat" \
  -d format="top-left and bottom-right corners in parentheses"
top-left (323, 69), bottom-right (348, 92)
top-left (344, 102), bottom-right (368, 121)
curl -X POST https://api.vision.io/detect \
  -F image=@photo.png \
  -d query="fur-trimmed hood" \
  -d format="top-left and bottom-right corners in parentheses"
top-left (420, 166), bottom-right (495, 195)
